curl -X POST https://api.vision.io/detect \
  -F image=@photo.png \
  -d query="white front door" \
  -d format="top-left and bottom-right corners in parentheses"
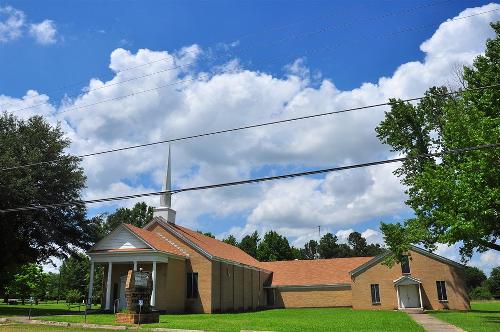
top-left (399, 284), bottom-right (420, 308)
top-left (118, 275), bottom-right (127, 310)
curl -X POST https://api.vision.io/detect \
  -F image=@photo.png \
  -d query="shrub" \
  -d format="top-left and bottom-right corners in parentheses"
top-left (469, 286), bottom-right (492, 300)
top-left (66, 289), bottom-right (82, 304)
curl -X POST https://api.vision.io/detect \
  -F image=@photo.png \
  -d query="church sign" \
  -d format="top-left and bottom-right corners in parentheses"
top-left (134, 272), bottom-right (149, 287)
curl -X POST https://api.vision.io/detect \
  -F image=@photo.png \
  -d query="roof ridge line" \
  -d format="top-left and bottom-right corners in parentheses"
top-left (156, 231), bottom-right (190, 256)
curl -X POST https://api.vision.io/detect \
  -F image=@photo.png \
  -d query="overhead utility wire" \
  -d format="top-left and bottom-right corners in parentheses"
top-left (1, 82), bottom-right (499, 172)
top-left (1, 0), bottom-right (458, 112)
top-left (0, 142), bottom-right (498, 214)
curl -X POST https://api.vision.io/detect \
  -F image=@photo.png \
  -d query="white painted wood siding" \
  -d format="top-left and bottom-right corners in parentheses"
top-left (94, 227), bottom-right (149, 250)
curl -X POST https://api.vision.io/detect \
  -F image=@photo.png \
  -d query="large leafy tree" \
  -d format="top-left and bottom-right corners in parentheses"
top-left (103, 202), bottom-right (153, 234)
top-left (302, 240), bottom-right (319, 259)
top-left (0, 114), bottom-right (91, 296)
top-left (318, 233), bottom-right (351, 258)
top-left (464, 266), bottom-right (487, 291)
top-left (487, 266), bottom-right (500, 298)
top-left (257, 231), bottom-right (294, 262)
top-left (239, 231), bottom-right (260, 258)
top-left (377, 22), bottom-right (500, 260)
top-left (5, 263), bottom-right (46, 304)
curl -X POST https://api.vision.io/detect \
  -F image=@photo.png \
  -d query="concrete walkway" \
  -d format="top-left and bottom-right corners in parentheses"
top-left (407, 312), bottom-right (465, 332)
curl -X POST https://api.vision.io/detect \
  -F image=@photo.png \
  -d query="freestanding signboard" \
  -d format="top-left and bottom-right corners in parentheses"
top-left (115, 269), bottom-right (159, 324)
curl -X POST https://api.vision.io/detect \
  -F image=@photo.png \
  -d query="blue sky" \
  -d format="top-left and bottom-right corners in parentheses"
top-left (1, 0), bottom-right (499, 273)
top-left (1, 0), bottom-right (492, 96)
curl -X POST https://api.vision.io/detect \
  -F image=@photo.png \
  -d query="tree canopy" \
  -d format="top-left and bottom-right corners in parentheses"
top-left (377, 22), bottom-right (500, 261)
top-left (0, 113), bottom-right (90, 295)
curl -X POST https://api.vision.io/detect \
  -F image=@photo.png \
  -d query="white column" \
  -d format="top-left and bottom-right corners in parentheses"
top-left (418, 284), bottom-right (423, 309)
top-left (133, 261), bottom-right (138, 271)
top-left (151, 261), bottom-right (157, 307)
top-left (396, 285), bottom-right (401, 309)
top-left (105, 262), bottom-right (113, 310)
top-left (87, 261), bottom-right (95, 309)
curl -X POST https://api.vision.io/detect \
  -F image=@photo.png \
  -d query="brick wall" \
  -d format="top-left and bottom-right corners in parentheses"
top-left (274, 286), bottom-right (352, 308)
top-left (150, 224), bottom-right (212, 313)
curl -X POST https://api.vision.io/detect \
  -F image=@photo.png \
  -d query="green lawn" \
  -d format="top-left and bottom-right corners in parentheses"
top-left (0, 301), bottom-right (99, 317)
top-left (430, 300), bottom-right (500, 332)
top-left (0, 322), bottom-right (118, 332)
top-left (36, 308), bottom-right (424, 332)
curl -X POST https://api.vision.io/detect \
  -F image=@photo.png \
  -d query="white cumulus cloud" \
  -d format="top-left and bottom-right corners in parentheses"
top-left (0, 5), bottom-right (25, 42)
top-left (29, 19), bottom-right (57, 45)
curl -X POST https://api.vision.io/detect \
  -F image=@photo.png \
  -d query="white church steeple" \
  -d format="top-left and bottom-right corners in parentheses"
top-left (153, 145), bottom-right (176, 223)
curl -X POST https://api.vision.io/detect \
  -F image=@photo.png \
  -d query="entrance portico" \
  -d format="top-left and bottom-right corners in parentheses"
top-left (87, 251), bottom-right (169, 310)
top-left (394, 275), bottom-right (423, 310)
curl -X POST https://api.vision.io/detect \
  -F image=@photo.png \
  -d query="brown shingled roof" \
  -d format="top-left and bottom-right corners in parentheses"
top-left (261, 257), bottom-right (373, 287)
top-left (153, 218), bottom-right (263, 269)
top-left (122, 224), bottom-right (187, 258)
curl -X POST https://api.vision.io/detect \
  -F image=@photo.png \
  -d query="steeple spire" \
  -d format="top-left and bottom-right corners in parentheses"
top-left (160, 145), bottom-right (172, 208)
top-left (154, 145), bottom-right (176, 223)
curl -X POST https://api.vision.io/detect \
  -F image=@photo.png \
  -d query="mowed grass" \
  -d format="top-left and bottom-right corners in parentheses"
top-left (0, 322), bottom-right (118, 332)
top-left (430, 300), bottom-right (500, 332)
top-left (0, 301), bottom-right (99, 317)
top-left (37, 308), bottom-right (425, 332)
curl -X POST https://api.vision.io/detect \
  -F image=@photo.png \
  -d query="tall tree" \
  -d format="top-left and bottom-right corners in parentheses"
top-left (464, 266), bottom-right (487, 291)
top-left (59, 253), bottom-right (91, 297)
top-left (347, 232), bottom-right (384, 257)
top-left (487, 266), bottom-right (500, 298)
top-left (257, 231), bottom-right (294, 262)
top-left (5, 263), bottom-right (46, 304)
top-left (223, 235), bottom-right (238, 246)
top-left (0, 113), bottom-right (90, 295)
top-left (104, 202), bottom-right (153, 234)
top-left (303, 240), bottom-right (319, 259)
top-left (377, 22), bottom-right (500, 261)
top-left (239, 231), bottom-right (260, 258)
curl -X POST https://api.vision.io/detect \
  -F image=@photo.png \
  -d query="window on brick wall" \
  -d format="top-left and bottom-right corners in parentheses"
top-left (436, 281), bottom-right (448, 301)
top-left (401, 255), bottom-right (410, 274)
top-left (370, 284), bottom-right (381, 304)
top-left (187, 272), bottom-right (199, 299)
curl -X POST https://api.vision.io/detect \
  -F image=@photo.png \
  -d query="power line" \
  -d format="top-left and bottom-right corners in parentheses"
top-left (1, 142), bottom-right (498, 214)
top-left (1, 82), bottom-right (499, 172)
top-left (3, 1), bottom-right (481, 114)
top-left (0, 0), bottom-right (453, 110)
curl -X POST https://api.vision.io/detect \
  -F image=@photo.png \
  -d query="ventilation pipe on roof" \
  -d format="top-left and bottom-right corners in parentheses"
top-left (153, 145), bottom-right (176, 224)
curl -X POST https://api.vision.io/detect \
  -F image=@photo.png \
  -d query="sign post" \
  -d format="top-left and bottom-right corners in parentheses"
top-left (83, 299), bottom-right (87, 323)
top-left (138, 299), bottom-right (143, 326)
top-left (28, 296), bottom-right (33, 320)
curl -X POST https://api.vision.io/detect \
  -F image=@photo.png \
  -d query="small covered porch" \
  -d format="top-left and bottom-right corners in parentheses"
top-left (88, 251), bottom-right (170, 311)
top-left (394, 275), bottom-right (423, 310)
top-left (86, 223), bottom-right (187, 312)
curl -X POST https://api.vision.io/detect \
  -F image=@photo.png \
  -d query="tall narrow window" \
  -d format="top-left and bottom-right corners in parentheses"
top-left (370, 284), bottom-right (381, 304)
top-left (436, 281), bottom-right (448, 301)
top-left (187, 272), bottom-right (199, 299)
top-left (401, 255), bottom-right (411, 274)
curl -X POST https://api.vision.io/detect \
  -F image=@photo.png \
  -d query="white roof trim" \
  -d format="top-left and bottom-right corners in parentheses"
top-left (88, 224), bottom-right (154, 253)
top-left (393, 275), bottom-right (421, 285)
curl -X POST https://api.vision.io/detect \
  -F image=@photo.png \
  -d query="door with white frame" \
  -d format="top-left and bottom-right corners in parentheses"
top-left (398, 284), bottom-right (421, 308)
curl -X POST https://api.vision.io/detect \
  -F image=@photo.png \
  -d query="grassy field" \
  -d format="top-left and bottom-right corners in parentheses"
top-left (34, 307), bottom-right (424, 332)
top-left (430, 300), bottom-right (500, 332)
top-left (0, 322), bottom-right (118, 332)
top-left (0, 301), bottom-right (99, 317)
